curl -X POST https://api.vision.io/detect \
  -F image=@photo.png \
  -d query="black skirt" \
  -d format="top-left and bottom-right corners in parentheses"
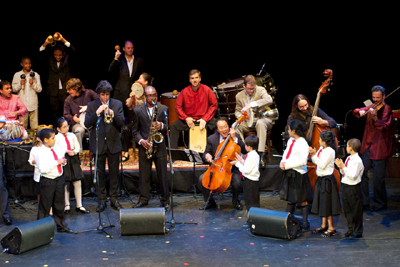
top-left (311, 174), bottom-right (341, 217)
top-left (280, 169), bottom-right (313, 203)
top-left (64, 154), bottom-right (84, 182)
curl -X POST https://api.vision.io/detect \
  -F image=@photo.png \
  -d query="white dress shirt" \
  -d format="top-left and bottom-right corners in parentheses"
top-left (28, 146), bottom-right (41, 182)
top-left (12, 70), bottom-right (42, 111)
top-left (126, 55), bottom-right (134, 77)
top-left (235, 150), bottom-right (260, 181)
top-left (35, 145), bottom-right (66, 179)
top-left (55, 132), bottom-right (80, 155)
top-left (311, 146), bottom-right (335, 177)
top-left (340, 153), bottom-right (364, 185)
top-left (281, 137), bottom-right (309, 174)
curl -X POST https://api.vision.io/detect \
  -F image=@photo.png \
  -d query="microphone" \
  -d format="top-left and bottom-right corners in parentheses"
top-left (29, 72), bottom-right (35, 78)
top-left (20, 74), bottom-right (26, 90)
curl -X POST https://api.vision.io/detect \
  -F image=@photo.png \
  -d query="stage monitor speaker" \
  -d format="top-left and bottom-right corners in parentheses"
top-left (248, 207), bottom-right (301, 240)
top-left (1, 217), bottom-right (55, 254)
top-left (120, 208), bottom-right (165, 236)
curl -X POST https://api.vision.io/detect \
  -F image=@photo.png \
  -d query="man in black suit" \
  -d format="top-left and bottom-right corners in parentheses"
top-left (198, 118), bottom-right (247, 210)
top-left (108, 40), bottom-right (144, 120)
top-left (39, 33), bottom-right (75, 124)
top-left (132, 86), bottom-right (170, 209)
top-left (85, 80), bottom-right (125, 211)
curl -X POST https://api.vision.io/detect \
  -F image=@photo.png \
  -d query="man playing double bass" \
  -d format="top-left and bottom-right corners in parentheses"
top-left (285, 94), bottom-right (337, 140)
top-left (198, 118), bottom-right (247, 210)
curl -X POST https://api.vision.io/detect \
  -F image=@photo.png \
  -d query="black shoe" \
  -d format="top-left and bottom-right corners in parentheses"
top-left (370, 205), bottom-right (387, 212)
top-left (199, 202), bottom-right (217, 210)
top-left (341, 231), bottom-right (353, 238)
top-left (233, 201), bottom-right (243, 210)
top-left (96, 201), bottom-right (106, 212)
top-left (350, 233), bottom-right (363, 238)
top-left (4, 217), bottom-right (12, 225)
top-left (160, 203), bottom-right (170, 211)
top-left (259, 152), bottom-right (266, 168)
top-left (76, 206), bottom-right (90, 214)
top-left (64, 205), bottom-right (70, 214)
top-left (363, 205), bottom-right (370, 211)
top-left (111, 200), bottom-right (122, 211)
top-left (134, 202), bottom-right (148, 208)
top-left (57, 227), bottom-right (74, 233)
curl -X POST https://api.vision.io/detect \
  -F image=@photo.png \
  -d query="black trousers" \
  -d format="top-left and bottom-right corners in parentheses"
top-left (138, 146), bottom-right (170, 205)
top-left (95, 141), bottom-right (120, 201)
top-left (243, 178), bottom-right (260, 211)
top-left (198, 172), bottom-right (242, 205)
top-left (361, 147), bottom-right (387, 207)
top-left (170, 118), bottom-right (217, 149)
top-left (342, 183), bottom-right (363, 235)
top-left (37, 176), bottom-right (66, 230)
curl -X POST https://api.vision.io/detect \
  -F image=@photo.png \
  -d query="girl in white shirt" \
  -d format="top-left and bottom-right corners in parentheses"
top-left (55, 118), bottom-right (89, 214)
top-left (309, 130), bottom-right (341, 237)
top-left (280, 120), bottom-right (312, 230)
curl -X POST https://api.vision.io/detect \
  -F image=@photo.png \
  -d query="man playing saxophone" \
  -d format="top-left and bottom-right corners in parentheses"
top-left (132, 86), bottom-right (170, 210)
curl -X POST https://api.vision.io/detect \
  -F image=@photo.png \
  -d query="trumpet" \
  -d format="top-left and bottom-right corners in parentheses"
top-left (104, 100), bottom-right (113, 124)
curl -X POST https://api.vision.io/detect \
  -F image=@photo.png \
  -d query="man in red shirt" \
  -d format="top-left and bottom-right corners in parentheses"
top-left (353, 85), bottom-right (394, 211)
top-left (170, 69), bottom-right (218, 149)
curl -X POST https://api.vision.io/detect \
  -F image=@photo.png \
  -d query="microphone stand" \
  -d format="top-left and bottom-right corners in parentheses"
top-left (75, 117), bottom-right (115, 238)
top-left (164, 110), bottom-right (197, 227)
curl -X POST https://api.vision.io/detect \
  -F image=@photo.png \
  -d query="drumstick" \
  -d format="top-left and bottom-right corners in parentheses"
top-left (217, 82), bottom-right (226, 88)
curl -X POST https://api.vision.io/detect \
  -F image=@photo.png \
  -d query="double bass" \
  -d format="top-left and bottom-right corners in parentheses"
top-left (306, 69), bottom-right (341, 192)
top-left (202, 112), bottom-right (249, 193)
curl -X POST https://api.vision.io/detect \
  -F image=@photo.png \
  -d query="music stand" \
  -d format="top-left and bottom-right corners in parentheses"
top-left (169, 149), bottom-right (203, 200)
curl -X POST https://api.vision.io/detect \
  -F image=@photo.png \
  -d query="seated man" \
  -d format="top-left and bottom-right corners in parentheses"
top-left (170, 69), bottom-right (218, 148)
top-left (0, 80), bottom-right (28, 140)
top-left (234, 75), bottom-right (273, 166)
top-left (63, 78), bottom-right (98, 152)
top-left (198, 118), bottom-right (247, 210)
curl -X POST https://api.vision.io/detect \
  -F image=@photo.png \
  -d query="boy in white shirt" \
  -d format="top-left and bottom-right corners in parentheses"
top-left (335, 138), bottom-right (364, 238)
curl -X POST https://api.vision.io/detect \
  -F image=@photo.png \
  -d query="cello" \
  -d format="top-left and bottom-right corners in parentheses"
top-left (306, 69), bottom-right (341, 192)
top-left (202, 111), bottom-right (249, 193)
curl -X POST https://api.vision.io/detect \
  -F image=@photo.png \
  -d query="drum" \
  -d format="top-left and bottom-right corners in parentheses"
top-left (215, 78), bottom-right (244, 119)
top-left (160, 92), bottom-right (179, 127)
top-left (189, 126), bottom-right (207, 153)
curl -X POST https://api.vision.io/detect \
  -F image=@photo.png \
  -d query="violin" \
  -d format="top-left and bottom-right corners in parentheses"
top-left (202, 111), bottom-right (249, 193)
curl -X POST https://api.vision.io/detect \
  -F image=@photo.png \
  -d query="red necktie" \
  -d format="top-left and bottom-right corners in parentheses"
top-left (51, 148), bottom-right (62, 174)
top-left (63, 134), bottom-right (71, 151)
top-left (240, 154), bottom-right (248, 178)
top-left (286, 139), bottom-right (296, 159)
top-left (342, 157), bottom-right (350, 177)
top-left (315, 148), bottom-right (322, 171)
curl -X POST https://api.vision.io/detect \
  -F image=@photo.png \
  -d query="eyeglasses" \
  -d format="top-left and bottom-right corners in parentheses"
top-left (145, 94), bottom-right (157, 98)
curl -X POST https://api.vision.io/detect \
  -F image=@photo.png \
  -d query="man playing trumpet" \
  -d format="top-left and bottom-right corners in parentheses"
top-left (85, 81), bottom-right (125, 211)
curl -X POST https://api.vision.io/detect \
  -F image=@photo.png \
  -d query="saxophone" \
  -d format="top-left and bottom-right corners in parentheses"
top-left (145, 101), bottom-right (164, 159)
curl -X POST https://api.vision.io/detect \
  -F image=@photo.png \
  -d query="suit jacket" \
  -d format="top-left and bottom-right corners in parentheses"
top-left (42, 44), bottom-right (75, 97)
top-left (84, 98), bottom-right (125, 154)
top-left (234, 86), bottom-right (273, 118)
top-left (133, 102), bottom-right (168, 157)
top-left (203, 132), bottom-right (247, 174)
top-left (108, 56), bottom-right (144, 103)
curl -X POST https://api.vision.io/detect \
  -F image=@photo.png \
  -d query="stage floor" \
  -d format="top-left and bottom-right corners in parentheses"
top-left (1, 177), bottom-right (400, 266)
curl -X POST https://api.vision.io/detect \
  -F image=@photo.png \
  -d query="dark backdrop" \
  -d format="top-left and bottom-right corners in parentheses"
top-left (1, 7), bottom-right (398, 152)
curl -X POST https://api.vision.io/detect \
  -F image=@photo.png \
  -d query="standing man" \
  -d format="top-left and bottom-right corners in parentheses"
top-left (234, 75), bottom-right (273, 166)
top-left (170, 69), bottom-right (218, 149)
top-left (85, 80), bottom-right (125, 211)
top-left (198, 118), bottom-right (247, 210)
top-left (132, 86), bottom-right (170, 209)
top-left (108, 40), bottom-right (144, 121)
top-left (353, 85), bottom-right (393, 211)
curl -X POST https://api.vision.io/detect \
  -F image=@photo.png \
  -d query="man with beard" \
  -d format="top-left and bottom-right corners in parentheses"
top-left (284, 94), bottom-right (337, 140)
top-left (352, 85), bottom-right (394, 211)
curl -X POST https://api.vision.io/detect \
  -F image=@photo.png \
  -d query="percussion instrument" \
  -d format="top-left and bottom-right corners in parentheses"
top-left (189, 126), bottom-right (207, 153)
top-left (0, 119), bottom-right (26, 141)
top-left (160, 92), bottom-right (179, 127)
top-left (127, 81), bottom-right (145, 110)
top-left (115, 45), bottom-right (120, 51)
